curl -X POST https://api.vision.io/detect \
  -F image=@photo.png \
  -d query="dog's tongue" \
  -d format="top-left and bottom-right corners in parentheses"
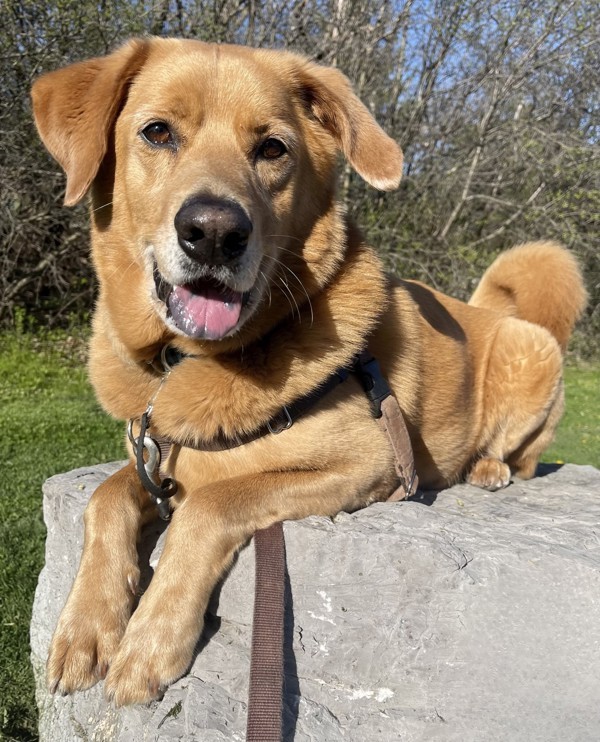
top-left (168, 282), bottom-right (242, 339)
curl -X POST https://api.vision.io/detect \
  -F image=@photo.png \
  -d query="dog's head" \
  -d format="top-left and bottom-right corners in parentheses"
top-left (32, 38), bottom-right (402, 350)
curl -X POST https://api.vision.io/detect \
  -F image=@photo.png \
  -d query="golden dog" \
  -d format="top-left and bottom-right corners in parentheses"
top-left (32, 37), bottom-right (586, 705)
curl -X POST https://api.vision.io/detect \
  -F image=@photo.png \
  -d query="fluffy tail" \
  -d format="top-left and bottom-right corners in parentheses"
top-left (469, 241), bottom-right (587, 351)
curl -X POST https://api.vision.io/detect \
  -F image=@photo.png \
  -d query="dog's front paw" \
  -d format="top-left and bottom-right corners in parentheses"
top-left (47, 565), bottom-right (139, 694)
top-left (104, 600), bottom-right (201, 706)
top-left (467, 458), bottom-right (511, 491)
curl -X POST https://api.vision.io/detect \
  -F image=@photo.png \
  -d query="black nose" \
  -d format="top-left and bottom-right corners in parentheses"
top-left (174, 197), bottom-right (252, 265)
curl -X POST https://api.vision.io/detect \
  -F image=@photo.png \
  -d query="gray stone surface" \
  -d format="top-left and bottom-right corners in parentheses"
top-left (31, 463), bottom-right (600, 741)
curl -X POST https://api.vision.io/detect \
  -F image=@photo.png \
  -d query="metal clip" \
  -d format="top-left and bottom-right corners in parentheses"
top-left (140, 435), bottom-right (161, 484)
top-left (267, 406), bottom-right (293, 434)
top-left (160, 344), bottom-right (186, 373)
top-left (127, 418), bottom-right (138, 447)
top-left (127, 417), bottom-right (174, 521)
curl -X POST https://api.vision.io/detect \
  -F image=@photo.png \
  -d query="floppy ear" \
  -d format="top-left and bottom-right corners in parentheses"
top-left (297, 63), bottom-right (403, 191)
top-left (31, 39), bottom-right (150, 206)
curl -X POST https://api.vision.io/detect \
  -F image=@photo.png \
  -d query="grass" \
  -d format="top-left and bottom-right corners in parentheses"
top-left (0, 330), bottom-right (597, 740)
top-left (543, 365), bottom-right (600, 468)
top-left (0, 331), bottom-right (123, 741)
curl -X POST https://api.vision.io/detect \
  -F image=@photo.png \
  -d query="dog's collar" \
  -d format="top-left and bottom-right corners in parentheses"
top-left (147, 344), bottom-right (393, 436)
top-left (143, 343), bottom-right (353, 446)
top-left (147, 343), bottom-right (353, 441)
top-left (129, 345), bottom-right (418, 519)
top-left (130, 345), bottom-right (352, 518)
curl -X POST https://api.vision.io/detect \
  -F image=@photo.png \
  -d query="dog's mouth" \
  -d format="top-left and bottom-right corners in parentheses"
top-left (154, 267), bottom-right (249, 340)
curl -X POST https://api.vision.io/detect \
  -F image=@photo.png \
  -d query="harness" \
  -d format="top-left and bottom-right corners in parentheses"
top-left (127, 346), bottom-right (418, 519)
top-left (127, 344), bottom-right (418, 741)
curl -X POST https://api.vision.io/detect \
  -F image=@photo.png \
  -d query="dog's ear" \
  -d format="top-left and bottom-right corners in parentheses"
top-left (296, 63), bottom-right (403, 191)
top-left (31, 39), bottom-right (149, 206)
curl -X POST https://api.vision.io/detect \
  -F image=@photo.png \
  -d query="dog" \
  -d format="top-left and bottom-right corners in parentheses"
top-left (31, 37), bottom-right (587, 706)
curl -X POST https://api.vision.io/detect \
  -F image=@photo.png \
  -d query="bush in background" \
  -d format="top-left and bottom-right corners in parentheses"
top-left (1, 0), bottom-right (598, 356)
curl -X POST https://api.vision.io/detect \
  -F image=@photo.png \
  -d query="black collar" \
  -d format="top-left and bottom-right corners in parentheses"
top-left (151, 345), bottom-right (392, 436)
top-left (151, 344), bottom-right (353, 450)
top-left (132, 345), bottom-right (394, 519)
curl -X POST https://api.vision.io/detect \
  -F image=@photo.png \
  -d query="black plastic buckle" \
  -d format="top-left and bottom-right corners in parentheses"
top-left (354, 354), bottom-right (392, 419)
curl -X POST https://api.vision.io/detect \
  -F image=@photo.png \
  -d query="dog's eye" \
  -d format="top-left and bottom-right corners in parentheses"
top-left (141, 122), bottom-right (174, 147)
top-left (258, 138), bottom-right (287, 160)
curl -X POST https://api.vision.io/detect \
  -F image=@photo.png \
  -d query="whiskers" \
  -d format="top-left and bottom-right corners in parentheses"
top-left (91, 200), bottom-right (114, 214)
top-left (256, 269), bottom-right (273, 309)
top-left (261, 251), bottom-right (314, 326)
top-left (104, 256), bottom-right (139, 283)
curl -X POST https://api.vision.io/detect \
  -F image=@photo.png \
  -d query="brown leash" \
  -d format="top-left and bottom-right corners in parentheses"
top-left (246, 522), bottom-right (286, 742)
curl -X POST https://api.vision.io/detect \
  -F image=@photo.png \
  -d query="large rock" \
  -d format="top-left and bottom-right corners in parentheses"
top-left (31, 463), bottom-right (600, 741)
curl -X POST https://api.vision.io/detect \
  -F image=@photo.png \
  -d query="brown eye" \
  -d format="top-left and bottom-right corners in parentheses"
top-left (259, 138), bottom-right (287, 160)
top-left (141, 122), bottom-right (174, 147)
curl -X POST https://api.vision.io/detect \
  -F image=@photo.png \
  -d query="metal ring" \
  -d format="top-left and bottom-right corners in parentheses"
top-left (267, 406), bottom-right (293, 435)
top-left (142, 436), bottom-right (161, 480)
top-left (127, 419), bottom-right (138, 447)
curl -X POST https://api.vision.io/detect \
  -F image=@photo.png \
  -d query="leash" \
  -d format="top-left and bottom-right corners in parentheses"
top-left (246, 522), bottom-right (286, 742)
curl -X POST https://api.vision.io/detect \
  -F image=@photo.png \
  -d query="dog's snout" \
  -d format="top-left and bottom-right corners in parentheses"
top-left (174, 197), bottom-right (252, 265)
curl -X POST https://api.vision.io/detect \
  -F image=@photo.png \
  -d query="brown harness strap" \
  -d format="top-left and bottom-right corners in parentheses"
top-left (379, 394), bottom-right (419, 501)
top-left (133, 346), bottom-right (418, 509)
top-left (246, 522), bottom-right (286, 742)
top-left (353, 352), bottom-right (419, 501)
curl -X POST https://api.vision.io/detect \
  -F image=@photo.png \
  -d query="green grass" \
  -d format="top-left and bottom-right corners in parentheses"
top-left (0, 331), bottom-right (597, 740)
top-left (0, 332), bottom-right (123, 741)
top-left (543, 365), bottom-right (600, 468)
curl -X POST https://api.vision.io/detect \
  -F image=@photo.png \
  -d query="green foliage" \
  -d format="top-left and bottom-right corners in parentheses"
top-left (543, 366), bottom-right (600, 468)
top-left (0, 0), bottom-right (598, 355)
top-left (0, 331), bottom-right (123, 741)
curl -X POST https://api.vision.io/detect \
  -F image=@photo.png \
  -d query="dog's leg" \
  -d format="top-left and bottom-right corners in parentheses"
top-left (467, 318), bottom-right (563, 492)
top-left (47, 462), bottom-right (155, 694)
top-left (507, 379), bottom-right (565, 479)
top-left (103, 468), bottom-right (379, 706)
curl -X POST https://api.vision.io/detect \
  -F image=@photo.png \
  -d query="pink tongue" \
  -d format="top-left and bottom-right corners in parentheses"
top-left (168, 283), bottom-right (243, 339)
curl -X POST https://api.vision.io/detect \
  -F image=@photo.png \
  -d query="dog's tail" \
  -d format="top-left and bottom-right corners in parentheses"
top-left (469, 240), bottom-right (587, 351)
